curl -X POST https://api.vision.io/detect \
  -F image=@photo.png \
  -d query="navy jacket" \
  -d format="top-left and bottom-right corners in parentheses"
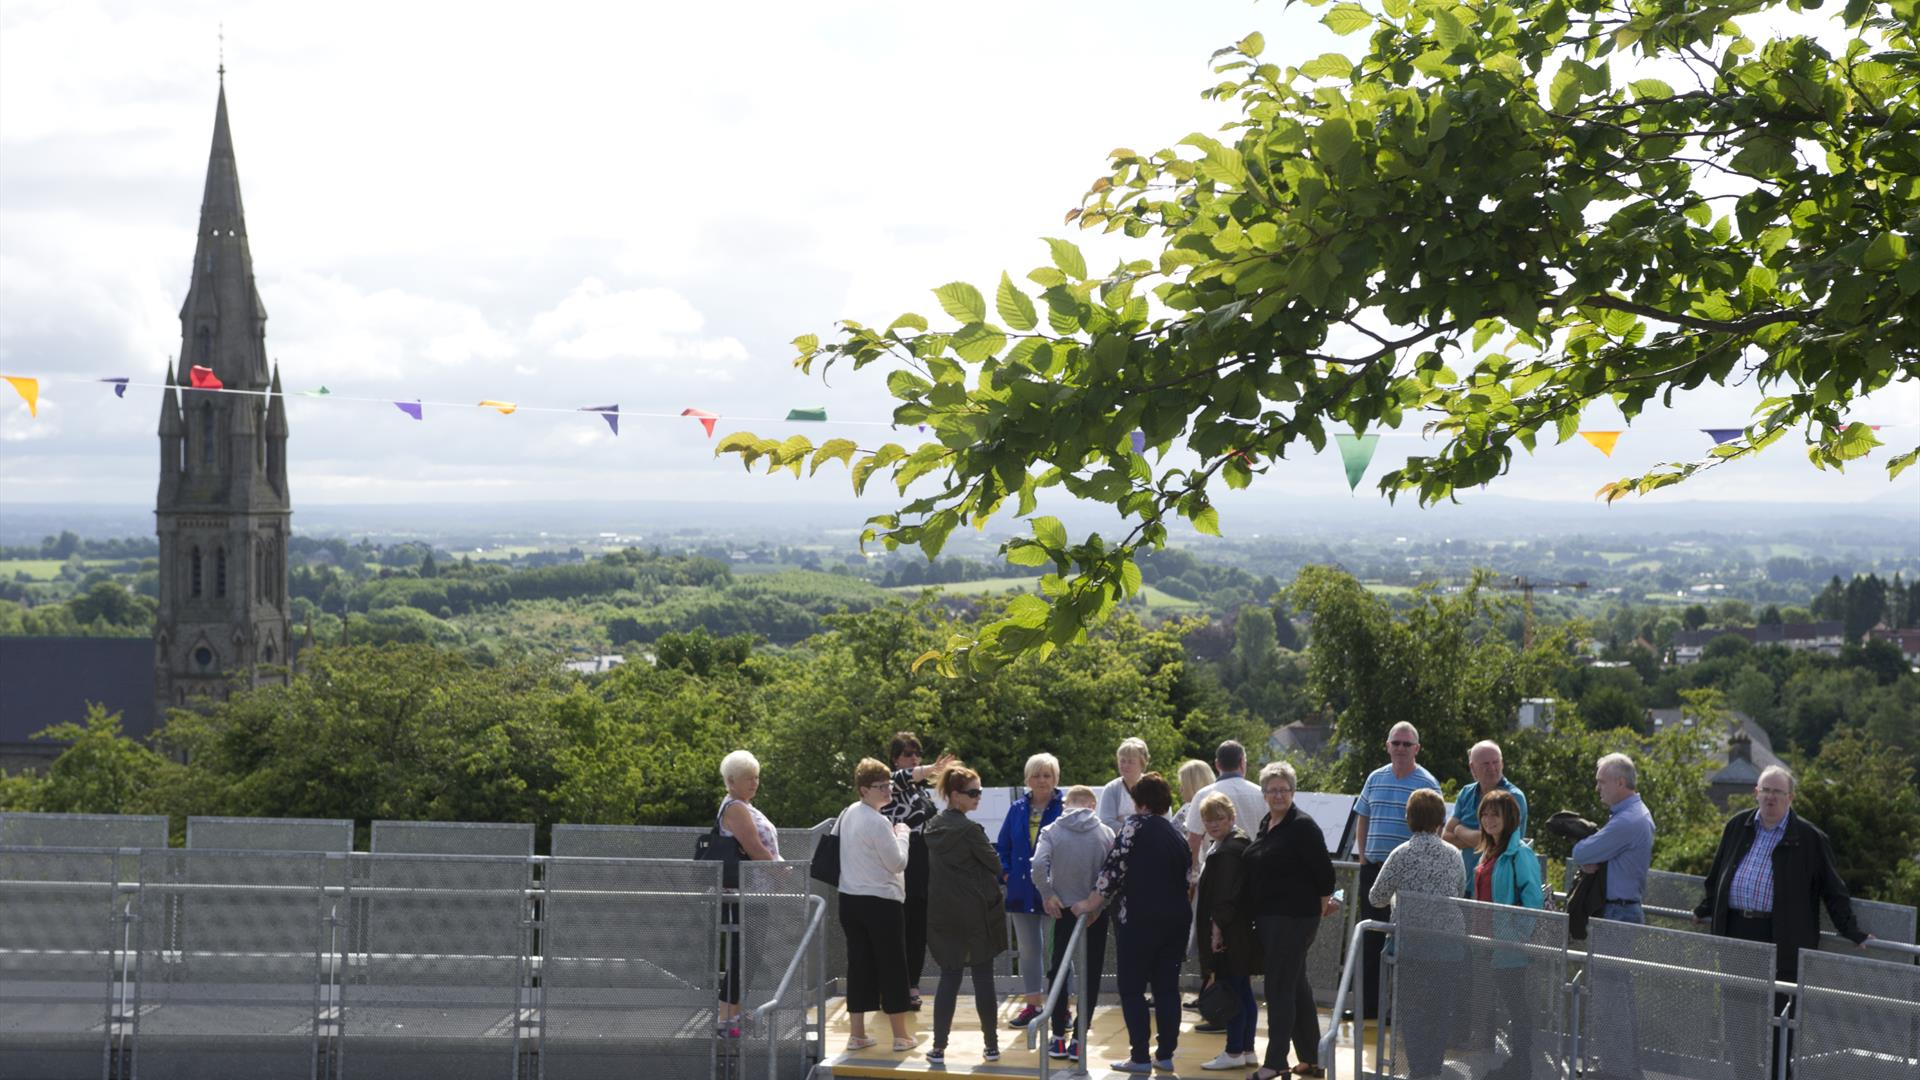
top-left (997, 789), bottom-right (1064, 914)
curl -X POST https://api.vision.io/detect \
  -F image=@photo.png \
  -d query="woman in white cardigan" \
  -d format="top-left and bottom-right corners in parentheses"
top-left (838, 757), bottom-right (920, 1052)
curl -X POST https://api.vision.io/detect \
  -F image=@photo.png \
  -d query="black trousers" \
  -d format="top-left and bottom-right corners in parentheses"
top-left (1358, 859), bottom-right (1388, 1018)
top-left (1116, 917), bottom-right (1188, 1064)
top-left (720, 900), bottom-right (744, 1005)
top-left (933, 962), bottom-right (997, 1052)
top-left (840, 892), bottom-right (911, 1015)
top-left (905, 832), bottom-right (930, 987)
top-left (1256, 914), bottom-right (1322, 1072)
top-left (1726, 912), bottom-right (1793, 1075)
top-left (1048, 910), bottom-right (1109, 1037)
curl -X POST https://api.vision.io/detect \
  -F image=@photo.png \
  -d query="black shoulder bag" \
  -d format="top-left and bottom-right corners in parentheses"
top-left (808, 811), bottom-right (843, 888)
top-left (695, 807), bottom-right (745, 888)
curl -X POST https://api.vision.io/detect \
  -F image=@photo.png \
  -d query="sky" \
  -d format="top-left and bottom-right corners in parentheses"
top-left (1, 0), bottom-right (1914, 524)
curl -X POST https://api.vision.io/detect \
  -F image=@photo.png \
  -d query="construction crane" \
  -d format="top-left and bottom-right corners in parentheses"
top-left (1487, 575), bottom-right (1589, 649)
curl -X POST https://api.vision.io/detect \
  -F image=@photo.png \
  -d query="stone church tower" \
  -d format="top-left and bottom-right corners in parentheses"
top-left (155, 76), bottom-right (292, 707)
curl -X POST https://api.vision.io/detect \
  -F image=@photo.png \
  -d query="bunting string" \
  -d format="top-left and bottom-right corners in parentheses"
top-left (0, 370), bottom-right (1903, 491)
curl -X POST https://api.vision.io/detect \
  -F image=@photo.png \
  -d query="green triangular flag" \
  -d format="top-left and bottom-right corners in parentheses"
top-left (786, 407), bottom-right (827, 422)
top-left (302, 386), bottom-right (331, 397)
top-left (1334, 433), bottom-right (1381, 491)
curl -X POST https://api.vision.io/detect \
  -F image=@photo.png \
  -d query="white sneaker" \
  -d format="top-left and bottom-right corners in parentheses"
top-left (1200, 1052), bottom-right (1247, 1070)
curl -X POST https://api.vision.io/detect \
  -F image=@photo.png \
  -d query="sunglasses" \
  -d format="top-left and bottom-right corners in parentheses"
top-left (959, 788), bottom-right (983, 798)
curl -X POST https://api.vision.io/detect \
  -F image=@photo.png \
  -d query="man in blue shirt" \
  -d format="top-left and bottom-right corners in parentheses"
top-left (1443, 739), bottom-right (1528, 890)
top-left (1352, 721), bottom-right (1440, 1019)
top-left (1570, 752), bottom-right (1655, 1080)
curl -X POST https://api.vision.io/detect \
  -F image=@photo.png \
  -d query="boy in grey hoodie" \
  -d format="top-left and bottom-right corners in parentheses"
top-left (1031, 785), bottom-right (1116, 1059)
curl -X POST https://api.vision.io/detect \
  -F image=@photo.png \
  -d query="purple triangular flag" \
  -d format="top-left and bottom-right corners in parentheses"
top-left (101, 377), bottom-right (129, 398)
top-left (581, 404), bottom-right (619, 435)
top-left (1131, 431), bottom-right (1147, 454)
top-left (395, 400), bottom-right (423, 421)
top-left (1701, 428), bottom-right (1742, 445)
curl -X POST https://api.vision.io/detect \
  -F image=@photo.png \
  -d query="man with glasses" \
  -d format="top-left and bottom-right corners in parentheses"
top-left (1695, 765), bottom-right (1872, 1074)
top-left (1696, 764), bottom-right (1873, 978)
top-left (1351, 722), bottom-right (1439, 1020)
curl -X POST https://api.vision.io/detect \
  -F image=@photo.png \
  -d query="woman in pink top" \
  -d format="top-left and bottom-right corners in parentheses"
top-left (717, 749), bottom-right (779, 1033)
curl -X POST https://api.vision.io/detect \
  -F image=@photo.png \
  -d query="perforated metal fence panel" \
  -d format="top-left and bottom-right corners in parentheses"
top-left (369, 820), bottom-right (534, 857)
top-left (127, 850), bottom-right (327, 1080)
top-left (1, 812), bottom-right (169, 851)
top-left (735, 861), bottom-right (820, 1080)
top-left (186, 817), bottom-right (353, 853)
top-left (1824, 897), bottom-right (1917, 953)
top-left (1792, 949), bottom-right (1920, 1080)
top-left (1384, 894), bottom-right (1567, 1080)
top-left (539, 857), bottom-right (720, 1080)
top-left (0, 847), bottom-right (119, 1080)
top-left (1584, 915), bottom-right (1776, 1080)
top-left (340, 854), bottom-right (530, 1079)
top-left (549, 825), bottom-right (677, 861)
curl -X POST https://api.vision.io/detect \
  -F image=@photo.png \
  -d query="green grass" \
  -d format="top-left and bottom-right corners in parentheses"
top-left (891, 575), bottom-right (1041, 597)
top-left (0, 558), bottom-right (118, 581)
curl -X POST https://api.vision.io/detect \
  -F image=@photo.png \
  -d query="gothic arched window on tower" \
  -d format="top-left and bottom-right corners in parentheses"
top-left (190, 547), bottom-right (203, 598)
top-left (215, 546), bottom-right (227, 598)
top-left (257, 544), bottom-right (267, 601)
top-left (201, 403), bottom-right (216, 467)
top-left (197, 325), bottom-right (212, 363)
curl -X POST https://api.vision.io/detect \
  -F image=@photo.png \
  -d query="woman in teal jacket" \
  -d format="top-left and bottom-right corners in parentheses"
top-left (1473, 789), bottom-right (1543, 1080)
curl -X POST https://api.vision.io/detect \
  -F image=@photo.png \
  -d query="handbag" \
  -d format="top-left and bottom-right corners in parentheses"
top-left (694, 809), bottom-right (745, 889)
top-left (1197, 977), bottom-right (1241, 1026)
top-left (809, 811), bottom-right (843, 889)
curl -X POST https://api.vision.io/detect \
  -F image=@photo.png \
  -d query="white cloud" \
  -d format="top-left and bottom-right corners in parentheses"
top-left (267, 272), bottom-right (513, 381)
top-left (527, 277), bottom-right (746, 365)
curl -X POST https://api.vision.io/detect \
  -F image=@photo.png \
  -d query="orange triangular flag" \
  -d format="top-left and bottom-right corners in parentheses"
top-left (478, 400), bottom-right (517, 415)
top-left (1580, 431), bottom-right (1622, 457)
top-left (2, 375), bottom-right (38, 417)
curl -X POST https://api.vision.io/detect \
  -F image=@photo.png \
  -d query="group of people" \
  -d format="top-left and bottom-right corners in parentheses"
top-left (712, 721), bottom-right (1875, 1080)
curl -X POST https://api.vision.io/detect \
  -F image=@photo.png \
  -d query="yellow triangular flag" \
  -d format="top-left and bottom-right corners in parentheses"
top-left (478, 400), bottom-right (517, 415)
top-left (3, 375), bottom-right (38, 417)
top-left (1580, 430), bottom-right (1622, 457)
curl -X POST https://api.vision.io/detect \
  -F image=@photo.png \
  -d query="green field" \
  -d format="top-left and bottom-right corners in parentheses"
top-left (0, 558), bottom-right (119, 581)
top-left (893, 576), bottom-right (1205, 613)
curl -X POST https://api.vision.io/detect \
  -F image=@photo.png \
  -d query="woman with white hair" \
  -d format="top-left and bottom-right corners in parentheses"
top-left (996, 751), bottom-right (1064, 1028)
top-left (1098, 738), bottom-right (1153, 835)
top-left (715, 749), bottom-right (780, 1035)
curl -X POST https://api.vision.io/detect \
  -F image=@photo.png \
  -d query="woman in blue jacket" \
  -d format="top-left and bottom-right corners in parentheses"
top-left (996, 752), bottom-right (1063, 1028)
top-left (1473, 789), bottom-right (1544, 1080)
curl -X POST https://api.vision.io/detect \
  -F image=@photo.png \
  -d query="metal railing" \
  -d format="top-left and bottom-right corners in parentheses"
top-left (1029, 912), bottom-right (1091, 1080)
top-left (1317, 894), bottom-right (1918, 1080)
top-left (0, 845), bottom-right (829, 1080)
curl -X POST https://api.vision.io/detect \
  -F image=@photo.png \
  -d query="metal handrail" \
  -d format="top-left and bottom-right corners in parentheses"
top-left (750, 892), bottom-right (827, 1080)
top-left (1031, 911), bottom-right (1090, 1079)
top-left (1317, 918), bottom-right (1390, 1080)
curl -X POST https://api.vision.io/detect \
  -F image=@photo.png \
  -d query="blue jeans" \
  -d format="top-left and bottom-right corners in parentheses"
top-left (1218, 973), bottom-right (1258, 1055)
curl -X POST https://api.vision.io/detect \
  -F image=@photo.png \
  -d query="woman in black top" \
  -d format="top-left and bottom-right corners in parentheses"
top-left (1240, 761), bottom-right (1337, 1080)
top-left (879, 730), bottom-right (953, 1008)
top-left (1073, 772), bottom-right (1191, 1074)
top-left (1196, 793), bottom-right (1263, 1071)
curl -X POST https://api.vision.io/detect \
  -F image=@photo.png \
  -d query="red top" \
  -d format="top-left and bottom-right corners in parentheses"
top-left (1473, 856), bottom-right (1495, 902)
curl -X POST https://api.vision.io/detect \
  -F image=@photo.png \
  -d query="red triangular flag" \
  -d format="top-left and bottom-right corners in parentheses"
top-left (188, 365), bottom-right (223, 390)
top-left (681, 408), bottom-right (718, 438)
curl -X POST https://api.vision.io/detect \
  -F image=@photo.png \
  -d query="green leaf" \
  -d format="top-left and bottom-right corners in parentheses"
top-left (1629, 78), bottom-right (1673, 100)
top-left (1005, 540), bottom-right (1051, 567)
top-left (1190, 505), bottom-right (1221, 536)
top-left (1238, 30), bottom-right (1265, 56)
top-left (1299, 52), bottom-right (1352, 79)
top-left (1864, 231), bottom-right (1908, 272)
top-left (1032, 515), bottom-right (1068, 553)
top-left (1549, 66), bottom-right (1582, 112)
top-left (1006, 594), bottom-right (1050, 628)
top-left (934, 282), bottom-right (986, 324)
top-left (1381, 0), bottom-right (1408, 15)
top-left (1118, 559), bottom-right (1143, 596)
top-left (950, 322), bottom-right (1008, 362)
top-left (1322, 3), bottom-right (1372, 35)
top-left (1045, 237), bottom-right (1088, 281)
top-left (996, 272), bottom-right (1039, 331)
top-left (809, 438), bottom-right (859, 475)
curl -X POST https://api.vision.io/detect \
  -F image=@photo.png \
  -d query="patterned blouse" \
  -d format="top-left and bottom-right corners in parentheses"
top-left (882, 767), bottom-right (939, 830)
top-left (718, 796), bottom-right (780, 860)
top-left (1367, 831), bottom-right (1464, 911)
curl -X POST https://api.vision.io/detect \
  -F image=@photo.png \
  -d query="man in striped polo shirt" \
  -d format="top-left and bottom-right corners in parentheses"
top-left (1351, 721), bottom-right (1440, 1019)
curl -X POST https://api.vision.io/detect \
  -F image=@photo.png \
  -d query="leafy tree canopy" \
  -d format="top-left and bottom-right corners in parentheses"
top-left (721, 0), bottom-right (1917, 672)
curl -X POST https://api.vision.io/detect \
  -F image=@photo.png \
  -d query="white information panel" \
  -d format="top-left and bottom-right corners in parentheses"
top-left (933, 784), bottom-right (1019, 842)
top-left (1291, 792), bottom-right (1358, 856)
